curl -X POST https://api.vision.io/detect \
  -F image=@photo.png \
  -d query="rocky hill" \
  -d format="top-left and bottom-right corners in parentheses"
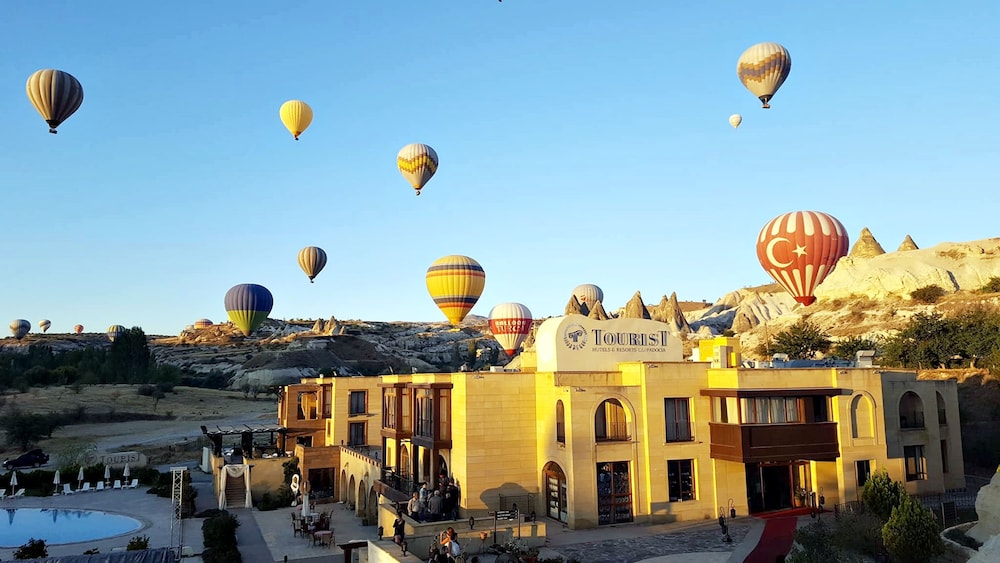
top-left (5, 234), bottom-right (1000, 387)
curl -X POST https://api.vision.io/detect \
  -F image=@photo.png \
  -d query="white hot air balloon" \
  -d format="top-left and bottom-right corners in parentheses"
top-left (38, 319), bottom-right (52, 333)
top-left (729, 114), bottom-right (742, 129)
top-left (572, 284), bottom-right (604, 308)
top-left (488, 303), bottom-right (533, 357)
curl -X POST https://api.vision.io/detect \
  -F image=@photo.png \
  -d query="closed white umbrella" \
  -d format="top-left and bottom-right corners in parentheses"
top-left (301, 492), bottom-right (310, 518)
top-left (123, 463), bottom-right (131, 480)
top-left (9, 471), bottom-right (17, 489)
top-left (53, 470), bottom-right (61, 495)
top-left (104, 465), bottom-right (111, 485)
top-left (77, 466), bottom-right (84, 489)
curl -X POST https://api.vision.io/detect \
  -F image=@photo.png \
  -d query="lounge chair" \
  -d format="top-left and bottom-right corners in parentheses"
top-left (62, 484), bottom-right (75, 495)
top-left (96, 482), bottom-right (106, 491)
top-left (12, 489), bottom-right (25, 498)
top-left (125, 479), bottom-right (139, 489)
top-left (112, 480), bottom-right (122, 490)
top-left (80, 482), bottom-right (92, 493)
top-left (0, 488), bottom-right (6, 500)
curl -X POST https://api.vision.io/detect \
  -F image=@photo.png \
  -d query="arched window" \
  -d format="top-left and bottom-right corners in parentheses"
top-left (936, 392), bottom-right (947, 425)
top-left (400, 445), bottom-right (410, 478)
top-left (850, 394), bottom-right (874, 439)
top-left (595, 399), bottom-right (628, 441)
top-left (556, 400), bottom-right (566, 443)
top-left (899, 391), bottom-right (925, 429)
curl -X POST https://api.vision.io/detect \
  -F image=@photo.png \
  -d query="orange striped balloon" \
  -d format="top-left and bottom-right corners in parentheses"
top-left (756, 210), bottom-right (848, 306)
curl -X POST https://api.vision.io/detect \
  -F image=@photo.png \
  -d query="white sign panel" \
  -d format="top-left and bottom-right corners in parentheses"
top-left (535, 315), bottom-right (682, 372)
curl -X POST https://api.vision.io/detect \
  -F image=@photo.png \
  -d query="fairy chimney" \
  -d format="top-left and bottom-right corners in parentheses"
top-left (897, 235), bottom-right (919, 251)
top-left (849, 227), bottom-right (886, 258)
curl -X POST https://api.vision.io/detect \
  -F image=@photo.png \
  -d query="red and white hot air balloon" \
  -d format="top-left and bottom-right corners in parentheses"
top-left (488, 303), bottom-right (533, 357)
top-left (756, 211), bottom-right (849, 306)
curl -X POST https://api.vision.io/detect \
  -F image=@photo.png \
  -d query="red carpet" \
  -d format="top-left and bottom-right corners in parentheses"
top-left (757, 507), bottom-right (815, 519)
top-left (742, 516), bottom-right (798, 563)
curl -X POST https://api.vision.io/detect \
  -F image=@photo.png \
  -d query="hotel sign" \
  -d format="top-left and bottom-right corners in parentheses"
top-left (536, 315), bottom-right (682, 372)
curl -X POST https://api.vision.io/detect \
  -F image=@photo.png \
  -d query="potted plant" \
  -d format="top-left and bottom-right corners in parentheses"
top-left (794, 487), bottom-right (808, 508)
top-left (523, 546), bottom-right (540, 563)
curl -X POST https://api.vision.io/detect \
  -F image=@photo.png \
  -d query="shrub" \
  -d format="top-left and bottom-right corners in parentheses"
top-left (882, 495), bottom-right (944, 563)
top-left (202, 511), bottom-right (240, 550)
top-left (977, 276), bottom-right (1000, 294)
top-left (126, 535), bottom-right (150, 550)
top-left (786, 519), bottom-right (846, 562)
top-left (910, 285), bottom-right (946, 304)
top-left (256, 485), bottom-right (294, 511)
top-left (861, 470), bottom-right (906, 520)
top-left (13, 538), bottom-right (47, 560)
top-left (136, 384), bottom-right (155, 396)
top-left (832, 510), bottom-right (884, 557)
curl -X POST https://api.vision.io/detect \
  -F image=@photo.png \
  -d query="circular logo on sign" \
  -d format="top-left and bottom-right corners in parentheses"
top-left (562, 323), bottom-right (587, 350)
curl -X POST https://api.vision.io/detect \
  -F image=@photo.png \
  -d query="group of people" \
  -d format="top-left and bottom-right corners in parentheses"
top-left (406, 477), bottom-right (461, 523)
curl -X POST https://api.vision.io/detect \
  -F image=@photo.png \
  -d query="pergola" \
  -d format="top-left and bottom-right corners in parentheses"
top-left (200, 423), bottom-right (289, 459)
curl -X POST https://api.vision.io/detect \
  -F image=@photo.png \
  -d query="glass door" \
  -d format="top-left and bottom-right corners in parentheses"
top-left (597, 461), bottom-right (633, 525)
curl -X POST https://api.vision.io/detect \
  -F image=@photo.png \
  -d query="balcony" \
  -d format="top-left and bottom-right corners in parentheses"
top-left (708, 422), bottom-right (840, 463)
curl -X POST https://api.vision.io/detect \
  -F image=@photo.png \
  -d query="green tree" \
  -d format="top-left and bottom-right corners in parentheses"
top-left (786, 519), bottom-right (847, 562)
top-left (910, 284), bottom-right (946, 304)
top-left (861, 470), bottom-right (906, 520)
top-left (0, 409), bottom-right (50, 450)
top-left (882, 494), bottom-right (945, 563)
top-left (105, 327), bottom-right (152, 383)
top-left (756, 319), bottom-right (832, 359)
top-left (830, 336), bottom-right (880, 360)
top-left (976, 276), bottom-right (1000, 294)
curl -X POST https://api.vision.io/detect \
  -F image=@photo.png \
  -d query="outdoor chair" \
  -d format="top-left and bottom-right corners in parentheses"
top-left (80, 482), bottom-right (92, 493)
top-left (96, 482), bottom-right (106, 491)
top-left (62, 484), bottom-right (75, 495)
top-left (0, 489), bottom-right (6, 500)
top-left (125, 479), bottom-right (139, 489)
top-left (112, 480), bottom-right (122, 490)
top-left (12, 489), bottom-right (25, 498)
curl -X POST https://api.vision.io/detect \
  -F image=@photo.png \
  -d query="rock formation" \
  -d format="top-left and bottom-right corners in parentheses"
top-left (587, 300), bottom-right (610, 320)
top-left (968, 468), bottom-right (1000, 544)
top-left (649, 293), bottom-right (691, 333)
top-left (849, 227), bottom-right (886, 258)
top-left (897, 235), bottom-right (919, 251)
top-left (621, 291), bottom-right (651, 320)
top-left (565, 295), bottom-right (586, 316)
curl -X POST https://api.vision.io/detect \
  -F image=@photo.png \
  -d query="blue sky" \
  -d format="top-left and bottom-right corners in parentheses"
top-left (2, 1), bottom-right (998, 336)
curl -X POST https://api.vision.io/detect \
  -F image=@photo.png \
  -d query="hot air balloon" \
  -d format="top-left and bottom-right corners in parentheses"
top-left (729, 114), bottom-right (742, 129)
top-left (297, 246), bottom-right (327, 283)
top-left (107, 325), bottom-right (126, 343)
top-left (397, 144), bottom-right (439, 196)
top-left (756, 211), bottom-right (849, 306)
top-left (26, 69), bottom-right (84, 134)
top-left (225, 283), bottom-right (274, 336)
top-left (279, 100), bottom-right (313, 140)
top-left (194, 318), bottom-right (213, 329)
top-left (426, 255), bottom-right (485, 326)
top-left (74, 324), bottom-right (83, 334)
top-left (737, 43), bottom-right (791, 109)
top-left (38, 319), bottom-right (51, 333)
top-left (488, 303), bottom-right (533, 357)
top-left (572, 284), bottom-right (604, 308)
top-left (9, 320), bottom-right (30, 340)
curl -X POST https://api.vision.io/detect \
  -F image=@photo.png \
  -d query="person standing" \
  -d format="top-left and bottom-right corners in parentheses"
top-left (392, 513), bottom-right (406, 545)
top-left (428, 489), bottom-right (444, 522)
top-left (407, 492), bottom-right (420, 521)
top-left (418, 482), bottom-right (430, 522)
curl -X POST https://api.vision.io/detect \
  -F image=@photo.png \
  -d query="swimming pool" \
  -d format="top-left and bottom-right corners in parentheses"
top-left (0, 508), bottom-right (144, 547)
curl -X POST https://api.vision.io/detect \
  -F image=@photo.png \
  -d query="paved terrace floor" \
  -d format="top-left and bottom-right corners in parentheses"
top-left (1, 461), bottom-right (809, 563)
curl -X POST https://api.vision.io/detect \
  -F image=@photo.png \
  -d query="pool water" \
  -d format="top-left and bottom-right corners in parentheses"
top-left (0, 508), bottom-right (143, 547)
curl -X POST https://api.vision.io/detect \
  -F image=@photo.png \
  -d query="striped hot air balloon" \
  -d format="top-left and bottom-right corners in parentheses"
top-left (426, 255), bottom-right (486, 326)
top-left (38, 319), bottom-right (51, 333)
top-left (756, 211), bottom-right (849, 306)
top-left (737, 42), bottom-right (791, 109)
top-left (488, 303), bottom-right (533, 357)
top-left (74, 324), bottom-right (84, 334)
top-left (397, 143), bottom-right (439, 196)
top-left (224, 283), bottom-right (274, 336)
top-left (194, 318), bottom-right (213, 329)
top-left (107, 325), bottom-right (126, 343)
top-left (10, 320), bottom-right (30, 340)
top-left (572, 284), bottom-right (604, 308)
top-left (279, 100), bottom-right (313, 140)
top-left (297, 246), bottom-right (327, 283)
top-left (26, 69), bottom-right (84, 134)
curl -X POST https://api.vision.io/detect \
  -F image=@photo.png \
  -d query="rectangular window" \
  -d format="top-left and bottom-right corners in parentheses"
top-left (664, 398), bottom-right (693, 442)
top-left (941, 440), bottom-right (949, 473)
top-left (382, 391), bottom-right (396, 429)
top-left (667, 459), bottom-right (695, 502)
top-left (856, 460), bottom-right (872, 488)
top-left (712, 397), bottom-right (729, 423)
top-left (348, 422), bottom-right (365, 446)
top-left (416, 390), bottom-right (434, 438)
top-left (904, 445), bottom-right (926, 481)
top-left (349, 391), bottom-right (366, 415)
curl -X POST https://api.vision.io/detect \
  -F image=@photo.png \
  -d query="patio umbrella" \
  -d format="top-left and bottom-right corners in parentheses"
top-left (104, 465), bottom-right (111, 485)
top-left (53, 470), bottom-right (61, 494)
top-left (77, 466), bottom-right (84, 489)
top-left (123, 463), bottom-right (131, 481)
top-left (301, 492), bottom-right (310, 518)
top-left (9, 471), bottom-right (17, 490)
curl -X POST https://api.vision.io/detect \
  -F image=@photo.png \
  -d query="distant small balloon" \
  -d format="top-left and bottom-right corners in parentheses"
top-left (107, 325), bottom-right (126, 343)
top-left (397, 144), bottom-right (439, 196)
top-left (298, 246), bottom-right (328, 283)
top-left (38, 319), bottom-right (52, 333)
top-left (194, 318), bottom-right (213, 329)
top-left (26, 69), bottom-right (84, 134)
top-left (729, 114), bottom-right (742, 129)
top-left (488, 303), bottom-right (533, 357)
top-left (225, 283), bottom-right (274, 336)
top-left (279, 100), bottom-right (313, 140)
top-left (74, 324), bottom-right (84, 334)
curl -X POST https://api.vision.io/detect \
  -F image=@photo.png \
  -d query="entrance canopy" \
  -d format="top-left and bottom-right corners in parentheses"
top-left (201, 423), bottom-right (288, 459)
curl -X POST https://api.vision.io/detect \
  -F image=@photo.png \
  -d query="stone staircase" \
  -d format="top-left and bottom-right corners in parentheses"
top-left (224, 473), bottom-right (246, 509)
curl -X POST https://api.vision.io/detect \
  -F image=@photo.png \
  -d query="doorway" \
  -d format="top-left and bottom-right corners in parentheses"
top-left (745, 461), bottom-right (811, 513)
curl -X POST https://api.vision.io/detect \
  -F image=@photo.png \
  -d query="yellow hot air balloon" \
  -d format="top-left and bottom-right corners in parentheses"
top-left (729, 114), bottom-right (742, 129)
top-left (425, 255), bottom-right (485, 326)
top-left (397, 143), bottom-right (439, 196)
top-left (26, 69), bottom-right (84, 134)
top-left (737, 42), bottom-right (791, 109)
top-left (279, 100), bottom-right (313, 140)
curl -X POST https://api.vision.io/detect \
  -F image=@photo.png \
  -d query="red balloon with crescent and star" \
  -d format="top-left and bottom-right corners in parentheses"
top-left (756, 210), bottom-right (849, 306)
